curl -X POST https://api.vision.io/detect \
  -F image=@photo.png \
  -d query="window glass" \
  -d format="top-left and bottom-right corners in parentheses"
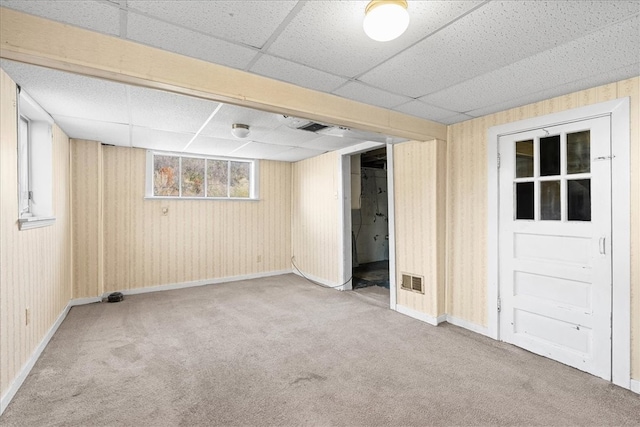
top-left (230, 161), bottom-right (251, 198)
top-left (515, 140), bottom-right (534, 178)
top-left (181, 157), bottom-right (205, 197)
top-left (540, 135), bottom-right (560, 176)
top-left (153, 155), bottom-right (180, 196)
top-left (18, 116), bottom-right (30, 215)
top-left (540, 180), bottom-right (561, 220)
top-left (516, 182), bottom-right (534, 220)
top-left (568, 179), bottom-right (591, 221)
top-left (567, 131), bottom-right (590, 174)
top-left (207, 160), bottom-right (228, 197)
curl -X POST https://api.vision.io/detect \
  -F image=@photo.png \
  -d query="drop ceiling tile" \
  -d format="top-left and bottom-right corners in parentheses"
top-left (126, 0), bottom-right (297, 48)
top-left (183, 135), bottom-right (245, 157)
top-left (467, 63), bottom-right (640, 119)
top-left (267, 147), bottom-right (327, 162)
top-left (199, 104), bottom-right (283, 141)
top-left (128, 85), bottom-right (219, 134)
top-left (267, 1), bottom-right (482, 78)
top-left (54, 116), bottom-right (130, 147)
top-left (393, 100), bottom-right (459, 122)
top-left (1, 0), bottom-right (121, 35)
top-left (250, 54), bottom-right (348, 92)
top-left (131, 127), bottom-right (194, 152)
top-left (333, 82), bottom-right (411, 109)
top-left (304, 135), bottom-right (364, 152)
top-left (360, 1), bottom-right (640, 98)
top-left (228, 142), bottom-right (291, 159)
top-left (0, 60), bottom-right (129, 124)
top-left (126, 13), bottom-right (258, 70)
top-left (420, 15), bottom-right (640, 114)
top-left (259, 126), bottom-right (322, 147)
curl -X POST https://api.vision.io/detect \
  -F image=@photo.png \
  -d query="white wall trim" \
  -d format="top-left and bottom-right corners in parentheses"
top-left (1, 301), bottom-right (71, 415)
top-left (386, 143), bottom-right (397, 310)
top-left (102, 269), bottom-right (294, 298)
top-left (631, 379), bottom-right (640, 395)
top-left (445, 315), bottom-right (491, 337)
top-left (69, 296), bottom-right (102, 306)
top-left (396, 304), bottom-right (446, 326)
top-left (487, 97), bottom-right (631, 389)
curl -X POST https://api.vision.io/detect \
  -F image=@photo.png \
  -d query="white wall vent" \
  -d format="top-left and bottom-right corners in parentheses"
top-left (400, 273), bottom-right (424, 294)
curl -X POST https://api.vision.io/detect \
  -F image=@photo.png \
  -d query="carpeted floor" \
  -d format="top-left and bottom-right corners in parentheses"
top-left (1, 273), bottom-right (638, 426)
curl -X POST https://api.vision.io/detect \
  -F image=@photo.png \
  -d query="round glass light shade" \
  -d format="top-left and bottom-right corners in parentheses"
top-left (363, 1), bottom-right (410, 42)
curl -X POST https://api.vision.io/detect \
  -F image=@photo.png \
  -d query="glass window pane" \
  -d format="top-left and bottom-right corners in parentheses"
top-left (540, 135), bottom-right (560, 176)
top-left (153, 155), bottom-right (179, 196)
top-left (567, 131), bottom-right (590, 174)
top-left (181, 157), bottom-right (205, 197)
top-left (568, 179), bottom-right (591, 221)
top-left (516, 182), bottom-right (534, 220)
top-left (540, 181), bottom-right (561, 220)
top-left (230, 161), bottom-right (251, 198)
top-left (207, 160), bottom-right (228, 197)
top-left (516, 140), bottom-right (534, 178)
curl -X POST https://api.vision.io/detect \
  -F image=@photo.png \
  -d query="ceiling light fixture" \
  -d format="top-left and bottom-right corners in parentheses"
top-left (363, 0), bottom-right (410, 42)
top-left (231, 123), bottom-right (250, 139)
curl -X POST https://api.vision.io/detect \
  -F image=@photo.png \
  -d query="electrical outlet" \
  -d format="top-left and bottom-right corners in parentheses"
top-left (257, 255), bottom-right (262, 263)
top-left (25, 307), bottom-right (30, 326)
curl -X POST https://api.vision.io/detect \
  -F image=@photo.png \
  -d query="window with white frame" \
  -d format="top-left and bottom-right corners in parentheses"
top-left (17, 87), bottom-right (55, 230)
top-left (146, 151), bottom-right (258, 199)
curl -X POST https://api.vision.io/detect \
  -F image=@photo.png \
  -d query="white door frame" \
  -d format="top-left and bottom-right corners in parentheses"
top-left (337, 141), bottom-right (397, 310)
top-left (487, 97), bottom-right (631, 389)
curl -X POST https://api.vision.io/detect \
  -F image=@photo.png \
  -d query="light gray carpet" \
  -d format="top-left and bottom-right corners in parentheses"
top-left (2, 274), bottom-right (638, 426)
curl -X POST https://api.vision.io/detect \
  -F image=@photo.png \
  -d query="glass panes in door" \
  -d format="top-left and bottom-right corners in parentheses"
top-left (513, 130), bottom-right (592, 222)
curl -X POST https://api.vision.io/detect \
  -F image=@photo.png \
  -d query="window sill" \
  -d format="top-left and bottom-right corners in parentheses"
top-left (144, 196), bottom-right (260, 201)
top-left (18, 216), bottom-right (56, 230)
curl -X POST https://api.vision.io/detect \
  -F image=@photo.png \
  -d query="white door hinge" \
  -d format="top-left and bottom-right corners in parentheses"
top-left (497, 297), bottom-right (501, 312)
top-left (497, 153), bottom-right (501, 169)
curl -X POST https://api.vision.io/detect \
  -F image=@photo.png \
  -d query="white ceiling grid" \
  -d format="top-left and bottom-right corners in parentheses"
top-left (0, 0), bottom-right (638, 161)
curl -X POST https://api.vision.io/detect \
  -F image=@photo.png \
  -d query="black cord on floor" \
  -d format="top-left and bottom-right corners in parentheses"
top-left (291, 256), bottom-right (352, 289)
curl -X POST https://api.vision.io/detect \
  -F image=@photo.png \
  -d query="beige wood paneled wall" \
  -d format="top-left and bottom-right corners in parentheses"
top-left (71, 143), bottom-right (292, 297)
top-left (291, 151), bottom-right (340, 285)
top-left (446, 76), bottom-right (640, 379)
top-left (71, 140), bottom-right (103, 298)
top-left (394, 139), bottom-right (447, 317)
top-left (0, 69), bottom-right (72, 398)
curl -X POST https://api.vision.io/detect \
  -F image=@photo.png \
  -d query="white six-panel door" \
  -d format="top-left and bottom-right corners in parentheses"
top-left (498, 116), bottom-right (612, 380)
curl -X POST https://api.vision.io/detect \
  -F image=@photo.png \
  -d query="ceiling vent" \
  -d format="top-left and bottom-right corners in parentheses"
top-left (298, 122), bottom-right (330, 133)
top-left (401, 273), bottom-right (424, 294)
top-left (278, 115), bottom-right (331, 133)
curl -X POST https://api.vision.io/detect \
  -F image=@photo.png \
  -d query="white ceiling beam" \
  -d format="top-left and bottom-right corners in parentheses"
top-left (0, 7), bottom-right (447, 142)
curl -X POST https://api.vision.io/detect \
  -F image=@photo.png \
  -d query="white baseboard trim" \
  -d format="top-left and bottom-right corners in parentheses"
top-left (292, 270), bottom-right (345, 290)
top-left (69, 296), bottom-right (102, 306)
top-left (445, 315), bottom-right (491, 337)
top-left (395, 304), bottom-right (446, 326)
top-left (102, 269), bottom-right (293, 299)
top-left (631, 379), bottom-right (640, 394)
top-left (0, 301), bottom-right (72, 415)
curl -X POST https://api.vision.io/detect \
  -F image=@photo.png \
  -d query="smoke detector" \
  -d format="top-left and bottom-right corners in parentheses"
top-left (231, 123), bottom-right (250, 138)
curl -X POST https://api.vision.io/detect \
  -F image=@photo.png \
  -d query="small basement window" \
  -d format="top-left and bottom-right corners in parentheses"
top-left (17, 87), bottom-right (55, 230)
top-left (146, 151), bottom-right (258, 200)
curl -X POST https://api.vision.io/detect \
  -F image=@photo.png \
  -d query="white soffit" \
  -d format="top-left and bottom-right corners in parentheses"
top-left (126, 13), bottom-right (258, 70)
top-left (359, 0), bottom-right (640, 98)
top-left (420, 15), bottom-right (640, 114)
top-left (249, 54), bottom-right (348, 93)
top-left (0, 60), bottom-right (129, 124)
top-left (333, 81), bottom-right (412, 109)
top-left (126, 0), bottom-right (297, 48)
top-left (55, 116), bottom-right (131, 147)
top-left (128, 85), bottom-right (219, 134)
top-left (0, 0), bottom-right (121, 36)
top-left (267, 0), bottom-right (482, 78)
